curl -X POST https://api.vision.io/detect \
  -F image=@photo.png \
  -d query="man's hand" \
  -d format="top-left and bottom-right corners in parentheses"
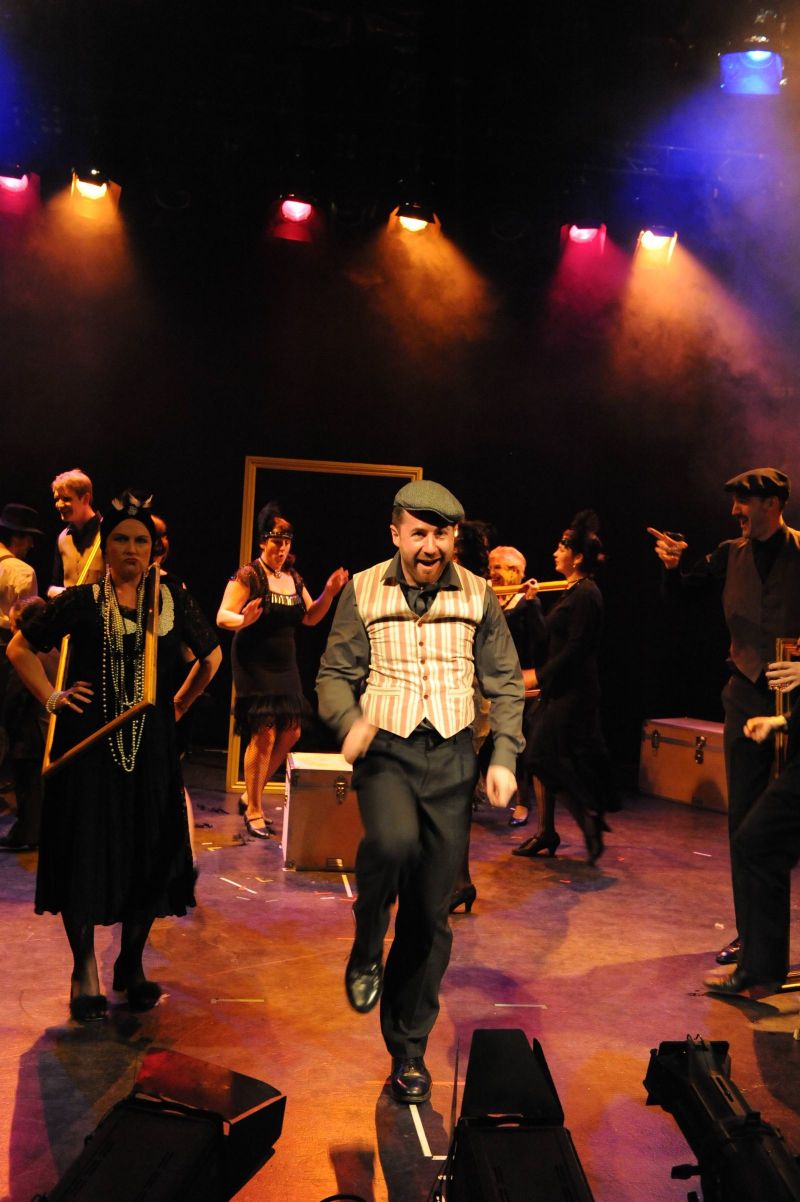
top-left (766, 658), bottom-right (800, 694)
top-left (485, 764), bottom-right (517, 809)
top-left (744, 715), bottom-right (785, 743)
top-left (647, 527), bottom-right (687, 570)
top-left (342, 716), bottom-right (378, 764)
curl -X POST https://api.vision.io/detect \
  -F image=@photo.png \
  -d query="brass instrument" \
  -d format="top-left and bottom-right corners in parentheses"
top-left (774, 637), bottom-right (800, 776)
top-left (491, 579), bottom-right (567, 597)
top-left (43, 557), bottom-right (160, 776)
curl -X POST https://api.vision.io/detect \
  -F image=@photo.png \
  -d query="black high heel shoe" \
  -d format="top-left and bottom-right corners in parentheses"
top-left (508, 807), bottom-right (530, 828)
top-left (512, 832), bottom-right (560, 858)
top-left (69, 993), bottom-right (108, 1023)
top-left (112, 962), bottom-right (163, 1011)
top-left (243, 813), bottom-right (271, 839)
top-left (584, 814), bottom-right (604, 866)
top-left (449, 883), bottom-right (477, 914)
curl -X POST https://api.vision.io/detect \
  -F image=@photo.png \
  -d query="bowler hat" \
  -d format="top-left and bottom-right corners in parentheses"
top-left (0, 503), bottom-right (43, 536)
top-left (394, 480), bottom-right (465, 526)
top-left (723, 468), bottom-right (790, 502)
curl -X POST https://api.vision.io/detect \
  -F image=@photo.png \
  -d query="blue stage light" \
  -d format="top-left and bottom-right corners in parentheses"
top-left (720, 49), bottom-right (784, 94)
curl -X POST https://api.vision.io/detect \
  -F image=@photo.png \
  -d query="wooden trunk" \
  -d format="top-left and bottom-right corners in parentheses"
top-left (639, 717), bottom-right (728, 813)
top-left (282, 751), bottom-right (364, 871)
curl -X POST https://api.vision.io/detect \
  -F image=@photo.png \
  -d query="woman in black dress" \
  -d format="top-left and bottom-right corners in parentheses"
top-left (8, 490), bottom-right (221, 1021)
top-left (216, 502), bottom-right (348, 838)
top-left (513, 511), bottom-right (613, 865)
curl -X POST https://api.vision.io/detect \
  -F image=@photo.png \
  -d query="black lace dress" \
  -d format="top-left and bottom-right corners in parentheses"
top-left (23, 580), bottom-right (218, 924)
top-left (230, 560), bottom-right (308, 739)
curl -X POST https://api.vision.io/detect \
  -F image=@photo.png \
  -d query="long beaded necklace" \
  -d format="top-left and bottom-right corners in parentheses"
top-left (101, 572), bottom-right (147, 772)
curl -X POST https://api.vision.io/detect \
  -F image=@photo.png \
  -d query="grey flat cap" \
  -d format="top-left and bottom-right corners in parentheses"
top-left (394, 480), bottom-right (465, 525)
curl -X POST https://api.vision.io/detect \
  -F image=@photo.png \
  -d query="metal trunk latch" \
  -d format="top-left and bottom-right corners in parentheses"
top-left (650, 730), bottom-right (661, 750)
top-left (694, 735), bottom-right (706, 764)
top-left (335, 775), bottom-right (347, 803)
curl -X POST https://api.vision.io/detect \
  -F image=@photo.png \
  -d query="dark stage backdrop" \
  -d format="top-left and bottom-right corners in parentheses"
top-left (5, 226), bottom-right (796, 779)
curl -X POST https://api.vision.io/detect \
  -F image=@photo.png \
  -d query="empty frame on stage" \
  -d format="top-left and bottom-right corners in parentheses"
top-left (226, 456), bottom-right (422, 793)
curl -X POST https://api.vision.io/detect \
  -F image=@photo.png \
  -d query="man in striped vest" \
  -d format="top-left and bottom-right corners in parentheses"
top-left (317, 480), bottom-right (524, 1105)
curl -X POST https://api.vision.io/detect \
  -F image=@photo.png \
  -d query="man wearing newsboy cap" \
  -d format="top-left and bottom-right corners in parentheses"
top-left (317, 479), bottom-right (524, 1105)
top-left (649, 467), bottom-right (800, 972)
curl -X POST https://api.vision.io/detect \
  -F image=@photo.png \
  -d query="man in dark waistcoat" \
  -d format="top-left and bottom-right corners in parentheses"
top-left (650, 467), bottom-right (800, 966)
top-left (704, 654), bottom-right (800, 996)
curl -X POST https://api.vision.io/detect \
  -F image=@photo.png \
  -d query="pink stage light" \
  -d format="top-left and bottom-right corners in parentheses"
top-left (280, 198), bottom-right (314, 223)
top-left (0, 173), bottom-right (29, 193)
top-left (569, 225), bottom-right (601, 243)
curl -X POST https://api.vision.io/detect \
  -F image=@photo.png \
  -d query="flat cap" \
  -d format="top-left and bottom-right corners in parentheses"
top-left (723, 467), bottom-right (790, 502)
top-left (394, 479), bottom-right (465, 526)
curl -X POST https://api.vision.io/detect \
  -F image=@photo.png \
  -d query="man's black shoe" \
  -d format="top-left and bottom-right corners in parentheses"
top-left (390, 1057), bottom-right (432, 1104)
top-left (345, 956), bottom-right (383, 1013)
top-left (0, 833), bottom-right (36, 852)
top-left (716, 937), bottom-right (741, 965)
top-left (704, 967), bottom-right (783, 997)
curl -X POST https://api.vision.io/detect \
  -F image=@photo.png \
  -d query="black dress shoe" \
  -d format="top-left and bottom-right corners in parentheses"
top-left (0, 834), bottom-right (37, 851)
top-left (704, 967), bottom-right (783, 996)
top-left (716, 937), bottom-right (741, 965)
top-left (390, 1056), bottom-right (431, 1104)
top-left (508, 808), bottom-right (529, 827)
top-left (345, 956), bottom-right (383, 1013)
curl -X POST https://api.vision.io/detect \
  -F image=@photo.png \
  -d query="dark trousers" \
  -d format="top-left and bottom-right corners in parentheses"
top-left (734, 752), bottom-right (800, 981)
top-left (722, 673), bottom-right (775, 931)
top-left (351, 726), bottom-right (477, 1059)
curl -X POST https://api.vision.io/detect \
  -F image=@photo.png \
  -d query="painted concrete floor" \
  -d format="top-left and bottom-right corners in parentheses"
top-left (2, 753), bottom-right (800, 1202)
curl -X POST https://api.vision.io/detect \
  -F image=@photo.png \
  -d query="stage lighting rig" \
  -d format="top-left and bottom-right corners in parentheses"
top-left (720, 7), bottom-right (788, 94)
top-left (644, 1036), bottom-right (800, 1202)
top-left (69, 167), bottom-right (121, 222)
top-left (636, 225), bottom-right (677, 263)
top-left (560, 223), bottom-right (607, 254)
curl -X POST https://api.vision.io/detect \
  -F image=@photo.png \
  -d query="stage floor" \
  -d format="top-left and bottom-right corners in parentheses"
top-left (2, 753), bottom-right (800, 1202)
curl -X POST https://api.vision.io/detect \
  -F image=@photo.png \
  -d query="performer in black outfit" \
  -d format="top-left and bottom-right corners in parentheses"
top-left (705, 653), bottom-right (800, 995)
top-left (217, 502), bottom-right (348, 838)
top-left (8, 489), bottom-right (221, 1022)
top-left (514, 510), bottom-right (612, 864)
top-left (649, 467), bottom-right (800, 965)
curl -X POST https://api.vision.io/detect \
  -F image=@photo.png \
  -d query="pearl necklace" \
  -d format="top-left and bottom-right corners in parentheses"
top-left (101, 573), bottom-right (147, 773)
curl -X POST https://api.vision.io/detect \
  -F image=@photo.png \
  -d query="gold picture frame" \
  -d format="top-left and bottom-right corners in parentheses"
top-left (226, 455), bottom-right (423, 793)
top-left (42, 560), bottom-right (160, 777)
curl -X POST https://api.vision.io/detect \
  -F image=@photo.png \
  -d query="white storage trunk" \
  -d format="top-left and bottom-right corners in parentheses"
top-left (639, 717), bottom-right (728, 813)
top-left (282, 752), bottom-right (364, 871)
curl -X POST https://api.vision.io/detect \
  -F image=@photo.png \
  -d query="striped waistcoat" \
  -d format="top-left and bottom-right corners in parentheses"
top-left (352, 558), bottom-right (487, 738)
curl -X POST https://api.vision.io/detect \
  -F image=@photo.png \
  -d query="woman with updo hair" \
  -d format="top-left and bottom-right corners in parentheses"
top-left (8, 488), bottom-right (221, 1022)
top-left (217, 501), bottom-right (348, 839)
top-left (513, 510), bottom-right (615, 865)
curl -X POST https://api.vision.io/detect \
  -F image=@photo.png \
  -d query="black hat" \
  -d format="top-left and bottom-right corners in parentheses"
top-left (0, 503), bottom-right (43, 536)
top-left (723, 468), bottom-right (790, 502)
top-left (101, 488), bottom-right (157, 552)
top-left (393, 480), bottom-right (465, 526)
